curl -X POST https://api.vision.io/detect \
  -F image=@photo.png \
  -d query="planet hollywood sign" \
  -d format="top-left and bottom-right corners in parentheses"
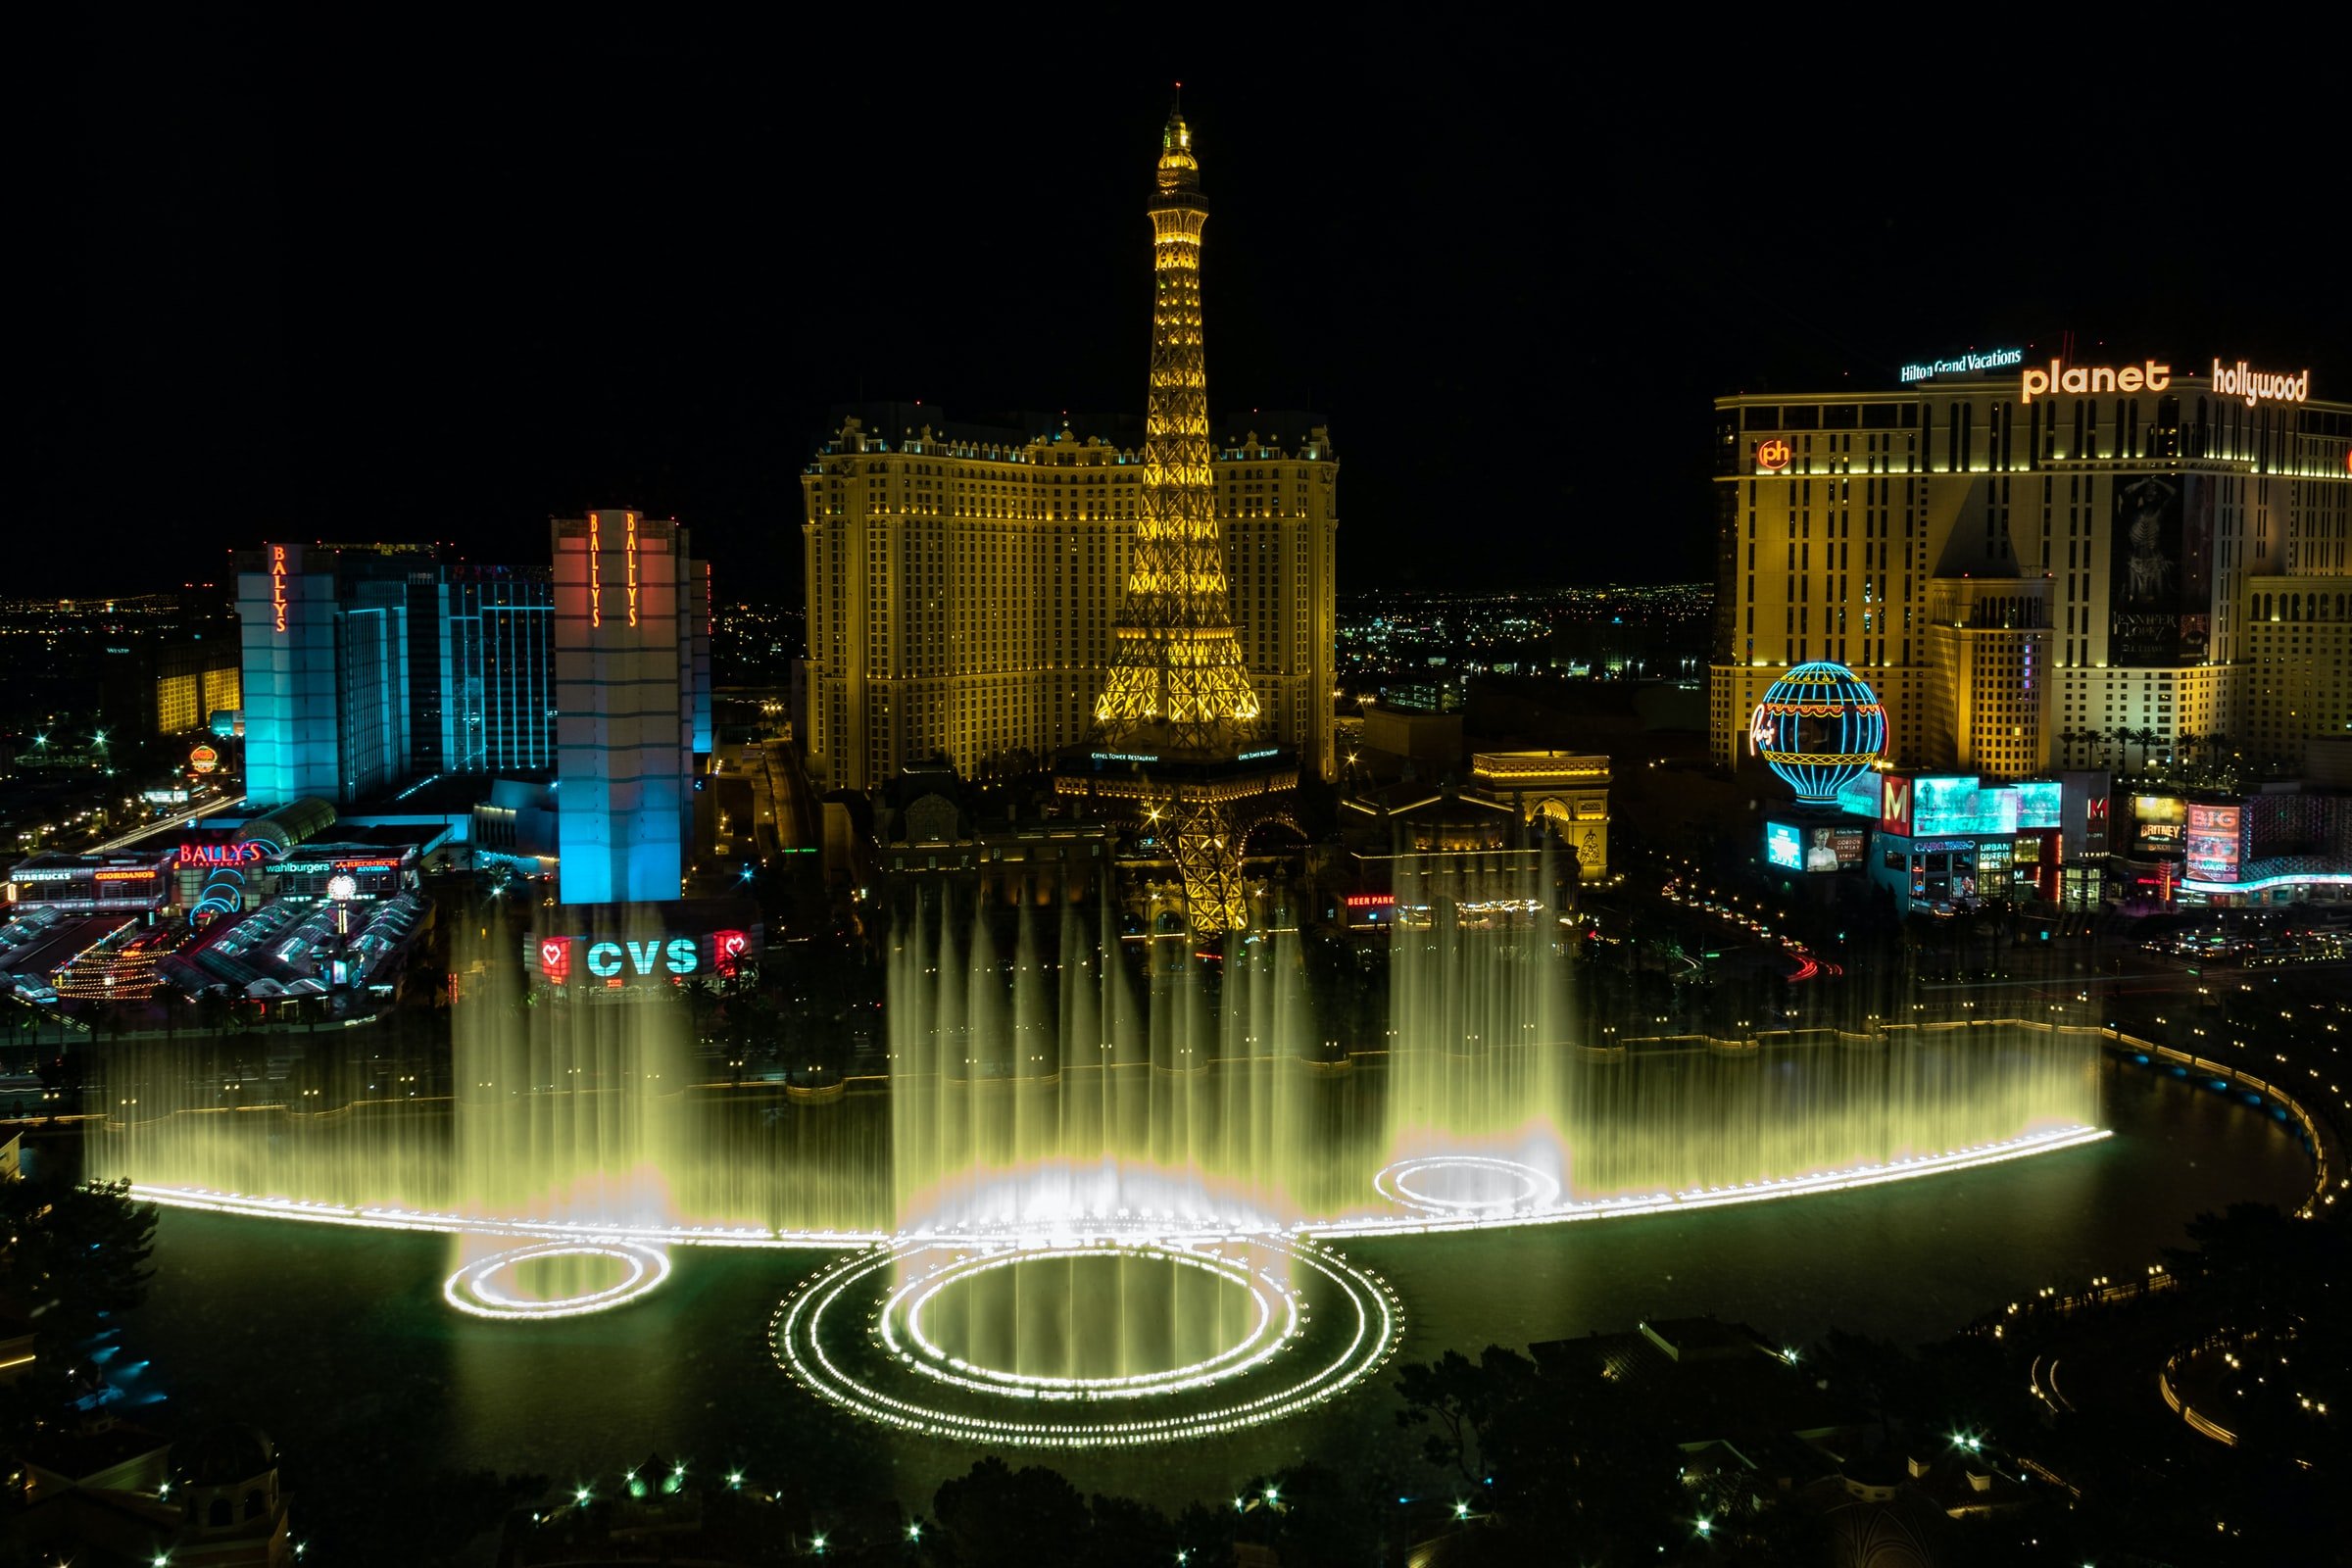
top-left (535, 929), bottom-right (753, 987)
top-left (2017, 356), bottom-right (2311, 408)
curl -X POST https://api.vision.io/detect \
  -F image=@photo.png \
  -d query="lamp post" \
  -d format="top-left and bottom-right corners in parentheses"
top-left (326, 872), bottom-right (359, 993)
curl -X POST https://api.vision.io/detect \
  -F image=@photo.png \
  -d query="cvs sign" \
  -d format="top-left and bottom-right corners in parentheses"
top-left (584, 938), bottom-right (702, 979)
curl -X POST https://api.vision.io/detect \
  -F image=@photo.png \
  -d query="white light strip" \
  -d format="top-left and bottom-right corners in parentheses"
top-left (122, 1186), bottom-right (887, 1248)
top-left (122, 1125), bottom-right (2113, 1250)
top-left (1321, 1125), bottom-right (2113, 1240)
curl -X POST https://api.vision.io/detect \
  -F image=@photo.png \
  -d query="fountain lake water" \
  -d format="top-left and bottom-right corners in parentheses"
top-left (92, 858), bottom-right (2105, 1444)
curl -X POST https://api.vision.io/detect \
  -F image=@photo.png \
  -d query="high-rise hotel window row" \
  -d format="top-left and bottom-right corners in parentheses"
top-left (1711, 366), bottom-right (2352, 779)
top-left (801, 411), bottom-right (1338, 792)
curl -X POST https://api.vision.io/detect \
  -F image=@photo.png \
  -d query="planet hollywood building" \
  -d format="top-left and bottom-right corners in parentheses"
top-left (1711, 351), bottom-right (2352, 780)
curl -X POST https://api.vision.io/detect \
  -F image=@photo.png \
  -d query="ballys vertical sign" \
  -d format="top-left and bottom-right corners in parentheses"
top-left (270, 545), bottom-right (288, 632)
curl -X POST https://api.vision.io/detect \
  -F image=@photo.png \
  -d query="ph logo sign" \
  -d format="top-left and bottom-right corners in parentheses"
top-left (1755, 438), bottom-right (1792, 472)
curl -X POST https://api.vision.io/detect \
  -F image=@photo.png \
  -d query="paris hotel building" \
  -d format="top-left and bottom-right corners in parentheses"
top-left (1709, 357), bottom-right (2352, 779)
top-left (800, 405), bottom-right (1338, 792)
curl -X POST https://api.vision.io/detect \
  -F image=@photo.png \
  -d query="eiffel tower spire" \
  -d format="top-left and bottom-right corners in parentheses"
top-left (1093, 95), bottom-right (1261, 758)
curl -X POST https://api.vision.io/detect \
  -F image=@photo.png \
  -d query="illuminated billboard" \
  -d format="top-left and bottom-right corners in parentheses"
top-left (1837, 771), bottom-right (1881, 819)
top-left (2184, 804), bottom-right (2242, 882)
top-left (1765, 821), bottom-right (1857, 874)
top-left (2013, 780), bottom-right (2062, 830)
top-left (1911, 775), bottom-right (2017, 837)
top-left (2109, 473), bottom-right (2213, 666)
top-left (1807, 824), bottom-right (1866, 872)
top-left (2134, 794), bottom-right (2187, 848)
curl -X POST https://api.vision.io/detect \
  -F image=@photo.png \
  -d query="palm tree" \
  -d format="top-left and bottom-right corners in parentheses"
top-left (2111, 725), bottom-right (2139, 775)
top-left (150, 983), bottom-right (185, 1040)
top-left (2136, 727), bottom-right (2163, 774)
top-left (2175, 731), bottom-right (2201, 771)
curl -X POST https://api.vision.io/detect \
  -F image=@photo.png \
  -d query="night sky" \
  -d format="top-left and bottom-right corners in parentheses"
top-left (35, 20), bottom-right (2345, 601)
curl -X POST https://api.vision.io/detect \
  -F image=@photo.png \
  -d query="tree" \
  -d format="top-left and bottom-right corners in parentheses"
top-left (1396, 1347), bottom-right (1529, 1488)
top-left (150, 983), bottom-right (186, 1040)
top-left (400, 947), bottom-right (449, 1014)
top-left (932, 1458), bottom-right (1092, 1568)
top-left (1395, 1344), bottom-right (1682, 1559)
top-left (0, 1174), bottom-right (158, 1428)
top-left (2111, 725), bottom-right (2139, 774)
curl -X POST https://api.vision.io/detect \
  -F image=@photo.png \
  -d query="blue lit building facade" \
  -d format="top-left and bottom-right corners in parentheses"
top-left (553, 511), bottom-right (706, 906)
top-left (238, 543), bottom-right (410, 807)
top-left (412, 565), bottom-right (557, 776)
top-left (239, 545), bottom-right (559, 808)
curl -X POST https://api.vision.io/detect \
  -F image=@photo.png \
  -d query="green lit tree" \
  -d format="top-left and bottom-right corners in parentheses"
top-left (0, 1173), bottom-right (158, 1430)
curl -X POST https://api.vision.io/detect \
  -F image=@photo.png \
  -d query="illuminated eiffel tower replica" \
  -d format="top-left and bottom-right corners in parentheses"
top-left (1058, 95), bottom-right (1297, 937)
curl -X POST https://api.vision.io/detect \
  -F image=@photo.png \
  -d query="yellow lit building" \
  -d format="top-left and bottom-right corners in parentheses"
top-left (800, 410), bottom-right (1337, 792)
top-left (1711, 361), bottom-right (2352, 778)
top-left (156, 659), bottom-right (242, 736)
top-left (2245, 575), bottom-right (2352, 761)
top-left (1466, 750), bottom-right (1611, 880)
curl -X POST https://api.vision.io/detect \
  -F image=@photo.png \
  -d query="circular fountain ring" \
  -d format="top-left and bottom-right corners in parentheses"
top-left (443, 1239), bottom-right (671, 1320)
top-left (773, 1235), bottom-right (1400, 1446)
top-left (1374, 1155), bottom-right (1560, 1217)
top-left (888, 1242), bottom-right (1289, 1401)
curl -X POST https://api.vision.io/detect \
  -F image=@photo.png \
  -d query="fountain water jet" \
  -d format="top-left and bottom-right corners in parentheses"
top-left (1375, 847), bottom-right (1575, 1215)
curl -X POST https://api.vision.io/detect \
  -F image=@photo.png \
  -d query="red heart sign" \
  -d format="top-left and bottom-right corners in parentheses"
top-left (539, 937), bottom-right (571, 985)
